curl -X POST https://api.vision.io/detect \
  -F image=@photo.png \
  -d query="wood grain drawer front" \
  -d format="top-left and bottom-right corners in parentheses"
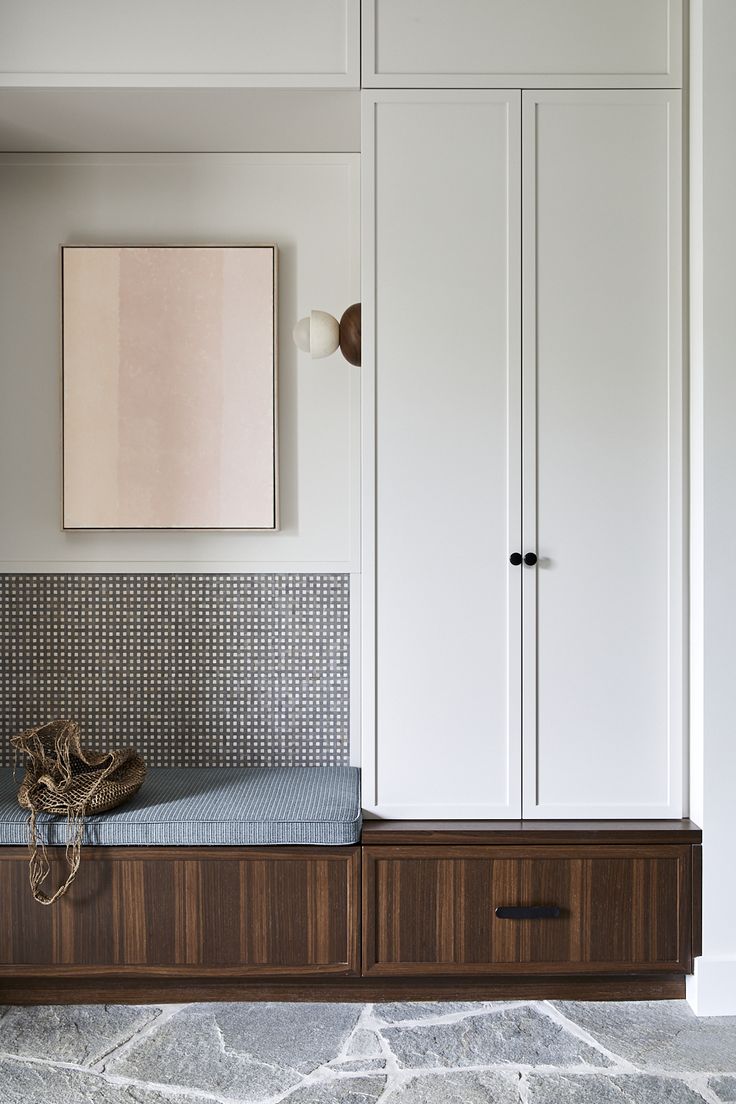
top-left (363, 847), bottom-right (691, 976)
top-left (0, 847), bottom-right (360, 976)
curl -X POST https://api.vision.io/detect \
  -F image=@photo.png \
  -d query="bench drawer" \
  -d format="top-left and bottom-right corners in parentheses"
top-left (363, 846), bottom-right (693, 975)
top-left (0, 846), bottom-right (360, 976)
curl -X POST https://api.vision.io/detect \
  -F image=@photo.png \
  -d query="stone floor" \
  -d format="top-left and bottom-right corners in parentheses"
top-left (1, 1000), bottom-right (736, 1103)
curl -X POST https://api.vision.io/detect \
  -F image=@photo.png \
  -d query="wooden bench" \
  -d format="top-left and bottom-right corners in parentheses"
top-left (0, 769), bottom-right (701, 1004)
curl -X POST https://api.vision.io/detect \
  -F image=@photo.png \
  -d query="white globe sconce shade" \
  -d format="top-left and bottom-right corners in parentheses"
top-left (293, 304), bottom-right (361, 366)
top-left (293, 310), bottom-right (340, 359)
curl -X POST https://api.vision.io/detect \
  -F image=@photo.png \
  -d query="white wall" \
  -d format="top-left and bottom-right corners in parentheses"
top-left (0, 152), bottom-right (360, 573)
top-left (688, 0), bottom-right (736, 1016)
top-left (0, 90), bottom-right (361, 153)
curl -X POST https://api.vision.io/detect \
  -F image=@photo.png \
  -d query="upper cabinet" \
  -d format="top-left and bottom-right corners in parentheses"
top-left (0, 1), bottom-right (683, 91)
top-left (0, 0), bottom-right (360, 88)
top-left (362, 0), bottom-right (683, 88)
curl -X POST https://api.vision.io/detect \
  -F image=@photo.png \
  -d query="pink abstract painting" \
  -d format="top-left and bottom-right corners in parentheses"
top-left (62, 245), bottom-right (277, 529)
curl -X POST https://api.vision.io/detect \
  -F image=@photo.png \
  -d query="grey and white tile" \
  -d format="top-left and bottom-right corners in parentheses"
top-left (0, 1004), bottom-right (161, 1067)
top-left (710, 1075), bottom-right (736, 1102)
top-left (331, 1059), bottom-right (388, 1073)
top-left (284, 1075), bottom-right (387, 1103)
top-left (375, 1001), bottom-right (505, 1025)
top-left (0, 1059), bottom-right (203, 1104)
top-left (387, 1069), bottom-right (521, 1102)
top-left (0, 573), bottom-right (350, 769)
top-left (106, 1002), bottom-right (362, 1103)
top-left (553, 1001), bottom-right (736, 1073)
top-left (342, 1026), bottom-right (384, 1059)
top-left (525, 1072), bottom-right (711, 1104)
top-left (381, 1004), bottom-right (612, 1070)
top-left (4, 999), bottom-right (736, 1104)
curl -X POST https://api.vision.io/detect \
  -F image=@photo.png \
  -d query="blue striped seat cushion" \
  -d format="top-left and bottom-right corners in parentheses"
top-left (0, 766), bottom-right (362, 847)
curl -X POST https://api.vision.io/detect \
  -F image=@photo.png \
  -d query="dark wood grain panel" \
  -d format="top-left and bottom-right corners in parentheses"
top-left (522, 857), bottom-right (581, 965)
top-left (0, 972), bottom-right (687, 1006)
top-left (363, 845), bottom-right (692, 976)
top-left (55, 854), bottom-right (116, 967)
top-left (361, 821), bottom-right (702, 845)
top-left (461, 859), bottom-right (497, 963)
top-left (0, 846), bottom-right (359, 975)
top-left (0, 858), bottom-right (55, 965)
top-left (692, 844), bottom-right (702, 959)
top-left (200, 859), bottom-right (243, 966)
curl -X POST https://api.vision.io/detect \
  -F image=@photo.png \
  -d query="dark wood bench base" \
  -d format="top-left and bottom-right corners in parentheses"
top-left (0, 973), bottom-right (686, 1006)
top-left (0, 820), bottom-right (701, 1004)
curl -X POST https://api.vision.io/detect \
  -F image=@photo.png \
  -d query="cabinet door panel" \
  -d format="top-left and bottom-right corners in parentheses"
top-left (521, 91), bottom-right (683, 818)
top-left (0, 0), bottom-right (360, 88)
top-left (362, 0), bottom-right (682, 89)
top-left (362, 91), bottom-right (522, 817)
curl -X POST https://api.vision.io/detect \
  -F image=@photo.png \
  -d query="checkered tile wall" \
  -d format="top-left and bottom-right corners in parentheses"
top-left (0, 574), bottom-right (350, 767)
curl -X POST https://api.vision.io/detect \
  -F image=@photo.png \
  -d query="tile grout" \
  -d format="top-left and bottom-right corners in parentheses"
top-left (91, 1002), bottom-right (184, 1072)
top-left (0, 999), bottom-right (733, 1104)
top-left (0, 1047), bottom-right (728, 1104)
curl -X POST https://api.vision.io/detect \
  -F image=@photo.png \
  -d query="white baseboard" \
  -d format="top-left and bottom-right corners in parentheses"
top-left (687, 957), bottom-right (736, 1015)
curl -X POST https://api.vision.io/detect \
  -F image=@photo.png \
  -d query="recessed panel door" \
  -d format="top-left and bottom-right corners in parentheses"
top-left (521, 90), bottom-right (684, 818)
top-left (362, 91), bottom-right (522, 817)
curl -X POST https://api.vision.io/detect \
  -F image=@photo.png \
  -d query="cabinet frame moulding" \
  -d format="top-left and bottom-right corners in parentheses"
top-left (361, 0), bottom-right (683, 89)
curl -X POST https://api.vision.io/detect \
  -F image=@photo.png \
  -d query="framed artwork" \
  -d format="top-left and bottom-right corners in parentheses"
top-left (61, 244), bottom-right (278, 530)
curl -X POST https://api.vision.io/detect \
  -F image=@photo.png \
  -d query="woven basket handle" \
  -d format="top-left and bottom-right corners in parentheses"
top-left (27, 808), bottom-right (83, 906)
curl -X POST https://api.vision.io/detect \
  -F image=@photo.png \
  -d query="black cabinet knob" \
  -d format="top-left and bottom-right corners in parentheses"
top-left (523, 552), bottom-right (538, 566)
top-left (509, 552), bottom-right (522, 566)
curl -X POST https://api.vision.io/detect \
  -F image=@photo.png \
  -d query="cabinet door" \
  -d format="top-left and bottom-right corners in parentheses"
top-left (0, 0), bottom-right (360, 88)
top-left (362, 0), bottom-right (682, 90)
top-left (362, 91), bottom-right (522, 817)
top-left (522, 91), bottom-right (684, 818)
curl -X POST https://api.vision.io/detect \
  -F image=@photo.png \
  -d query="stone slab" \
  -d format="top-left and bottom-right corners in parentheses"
top-left (284, 1076), bottom-right (387, 1103)
top-left (0, 1059), bottom-right (201, 1104)
top-left (526, 1073), bottom-right (709, 1103)
top-left (553, 1001), bottom-right (736, 1073)
top-left (390, 1070), bottom-right (521, 1102)
top-left (0, 1005), bottom-right (160, 1067)
top-left (382, 1005), bottom-right (611, 1069)
top-left (107, 1003), bottom-right (362, 1103)
top-left (711, 1075), bottom-right (736, 1102)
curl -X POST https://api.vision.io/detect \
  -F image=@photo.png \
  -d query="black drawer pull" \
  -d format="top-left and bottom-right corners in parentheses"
top-left (495, 906), bottom-right (561, 920)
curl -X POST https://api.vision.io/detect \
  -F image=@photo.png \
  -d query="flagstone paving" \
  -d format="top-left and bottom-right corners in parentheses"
top-left (0, 1000), bottom-right (734, 1103)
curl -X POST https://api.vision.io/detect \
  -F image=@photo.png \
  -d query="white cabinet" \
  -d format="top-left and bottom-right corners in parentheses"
top-left (361, 91), bottom-right (522, 817)
top-left (362, 0), bottom-right (682, 89)
top-left (521, 91), bottom-right (684, 818)
top-left (362, 90), bottom-right (684, 819)
top-left (0, 0), bottom-right (360, 88)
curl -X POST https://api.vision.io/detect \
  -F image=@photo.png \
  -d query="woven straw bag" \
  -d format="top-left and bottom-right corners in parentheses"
top-left (11, 719), bottom-right (146, 904)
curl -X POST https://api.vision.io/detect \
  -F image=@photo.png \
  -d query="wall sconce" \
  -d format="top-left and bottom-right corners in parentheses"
top-left (293, 303), bottom-right (361, 366)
